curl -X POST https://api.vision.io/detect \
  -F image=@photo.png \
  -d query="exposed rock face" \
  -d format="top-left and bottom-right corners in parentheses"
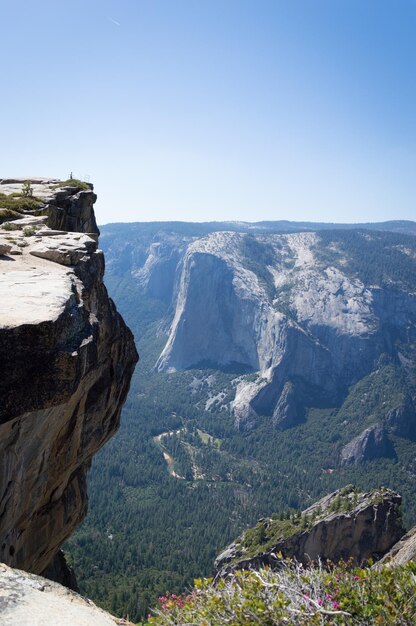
top-left (0, 563), bottom-right (131, 626)
top-left (378, 527), bottom-right (416, 567)
top-left (340, 424), bottom-right (395, 466)
top-left (272, 381), bottom-right (304, 429)
top-left (385, 396), bottom-right (416, 439)
top-left (0, 179), bottom-right (138, 580)
top-left (157, 241), bottom-right (261, 372)
top-left (150, 230), bottom-right (416, 434)
top-left (215, 486), bottom-right (405, 575)
top-left (0, 177), bottom-right (99, 235)
top-left (41, 550), bottom-right (79, 591)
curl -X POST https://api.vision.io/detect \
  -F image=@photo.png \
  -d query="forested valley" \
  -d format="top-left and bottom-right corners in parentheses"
top-left (66, 224), bottom-right (416, 622)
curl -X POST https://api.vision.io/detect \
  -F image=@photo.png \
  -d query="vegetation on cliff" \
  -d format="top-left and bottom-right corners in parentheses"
top-left (0, 191), bottom-right (44, 215)
top-left (55, 178), bottom-right (91, 191)
top-left (148, 559), bottom-right (416, 625)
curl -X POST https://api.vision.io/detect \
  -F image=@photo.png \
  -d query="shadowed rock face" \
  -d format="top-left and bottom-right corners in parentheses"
top-left (215, 486), bottom-right (405, 576)
top-left (340, 424), bottom-right (396, 466)
top-left (0, 179), bottom-right (138, 579)
top-left (378, 527), bottom-right (416, 567)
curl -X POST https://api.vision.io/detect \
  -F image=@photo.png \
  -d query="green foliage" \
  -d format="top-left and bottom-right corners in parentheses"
top-left (316, 229), bottom-right (416, 291)
top-left (0, 192), bottom-right (43, 213)
top-left (57, 178), bottom-right (90, 191)
top-left (148, 560), bottom-right (416, 625)
top-left (237, 516), bottom-right (310, 560)
top-left (21, 180), bottom-right (33, 197)
top-left (1, 221), bottom-right (21, 231)
top-left (338, 365), bottom-right (407, 427)
top-left (22, 226), bottom-right (36, 237)
top-left (0, 208), bottom-right (22, 223)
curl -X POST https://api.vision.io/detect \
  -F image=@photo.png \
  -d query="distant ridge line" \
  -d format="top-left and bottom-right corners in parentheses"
top-left (100, 219), bottom-right (416, 237)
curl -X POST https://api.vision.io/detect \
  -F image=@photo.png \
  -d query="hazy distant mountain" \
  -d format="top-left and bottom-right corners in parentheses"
top-left (101, 221), bottom-right (416, 444)
top-left (101, 218), bottom-right (416, 236)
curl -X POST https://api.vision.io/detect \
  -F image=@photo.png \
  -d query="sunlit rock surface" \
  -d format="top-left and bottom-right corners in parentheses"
top-left (0, 563), bottom-right (131, 626)
top-left (0, 178), bottom-right (138, 580)
top-left (152, 230), bottom-right (416, 431)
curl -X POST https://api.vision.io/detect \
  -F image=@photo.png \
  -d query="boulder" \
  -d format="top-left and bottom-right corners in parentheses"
top-left (0, 237), bottom-right (12, 255)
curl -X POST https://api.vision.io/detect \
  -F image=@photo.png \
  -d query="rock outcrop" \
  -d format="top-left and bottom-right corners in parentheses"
top-left (0, 177), bottom-right (99, 234)
top-left (215, 486), bottom-right (405, 576)
top-left (340, 424), bottom-right (395, 466)
top-left (0, 563), bottom-right (132, 626)
top-left (0, 178), bottom-right (138, 581)
top-left (378, 526), bottom-right (416, 567)
top-left (385, 396), bottom-right (416, 439)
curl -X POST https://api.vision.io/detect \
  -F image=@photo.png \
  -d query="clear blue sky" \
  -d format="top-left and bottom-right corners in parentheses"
top-left (1, 0), bottom-right (415, 224)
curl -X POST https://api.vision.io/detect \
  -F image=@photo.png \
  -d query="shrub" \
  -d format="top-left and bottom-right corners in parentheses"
top-left (1, 221), bottom-right (21, 231)
top-left (0, 208), bottom-right (22, 223)
top-left (56, 178), bottom-right (90, 191)
top-left (0, 192), bottom-right (43, 213)
top-left (148, 559), bottom-right (416, 625)
top-left (23, 226), bottom-right (36, 237)
top-left (21, 181), bottom-right (33, 197)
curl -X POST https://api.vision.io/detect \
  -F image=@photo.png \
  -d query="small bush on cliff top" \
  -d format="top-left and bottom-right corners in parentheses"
top-left (147, 559), bottom-right (416, 625)
top-left (22, 226), bottom-right (37, 237)
top-left (56, 178), bottom-right (90, 191)
top-left (0, 192), bottom-right (43, 213)
top-left (21, 180), bottom-right (33, 197)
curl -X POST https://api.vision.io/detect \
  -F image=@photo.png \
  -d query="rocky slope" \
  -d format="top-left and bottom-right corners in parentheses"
top-left (215, 485), bottom-right (405, 575)
top-left (0, 178), bottom-right (138, 582)
top-left (378, 526), bottom-right (416, 567)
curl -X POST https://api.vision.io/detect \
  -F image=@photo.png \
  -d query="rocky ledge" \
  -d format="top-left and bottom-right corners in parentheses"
top-left (215, 485), bottom-right (405, 576)
top-left (0, 563), bottom-right (133, 626)
top-left (0, 178), bottom-right (138, 583)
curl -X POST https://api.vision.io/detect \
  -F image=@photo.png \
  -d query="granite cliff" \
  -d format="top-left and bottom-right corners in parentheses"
top-left (0, 178), bottom-right (138, 582)
top-left (154, 230), bottom-right (416, 436)
top-left (215, 485), bottom-right (405, 576)
top-left (106, 225), bottom-right (416, 459)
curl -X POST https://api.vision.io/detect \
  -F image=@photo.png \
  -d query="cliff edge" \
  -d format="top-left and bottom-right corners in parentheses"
top-left (215, 485), bottom-right (405, 575)
top-left (0, 178), bottom-right (138, 581)
top-left (0, 563), bottom-right (133, 626)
